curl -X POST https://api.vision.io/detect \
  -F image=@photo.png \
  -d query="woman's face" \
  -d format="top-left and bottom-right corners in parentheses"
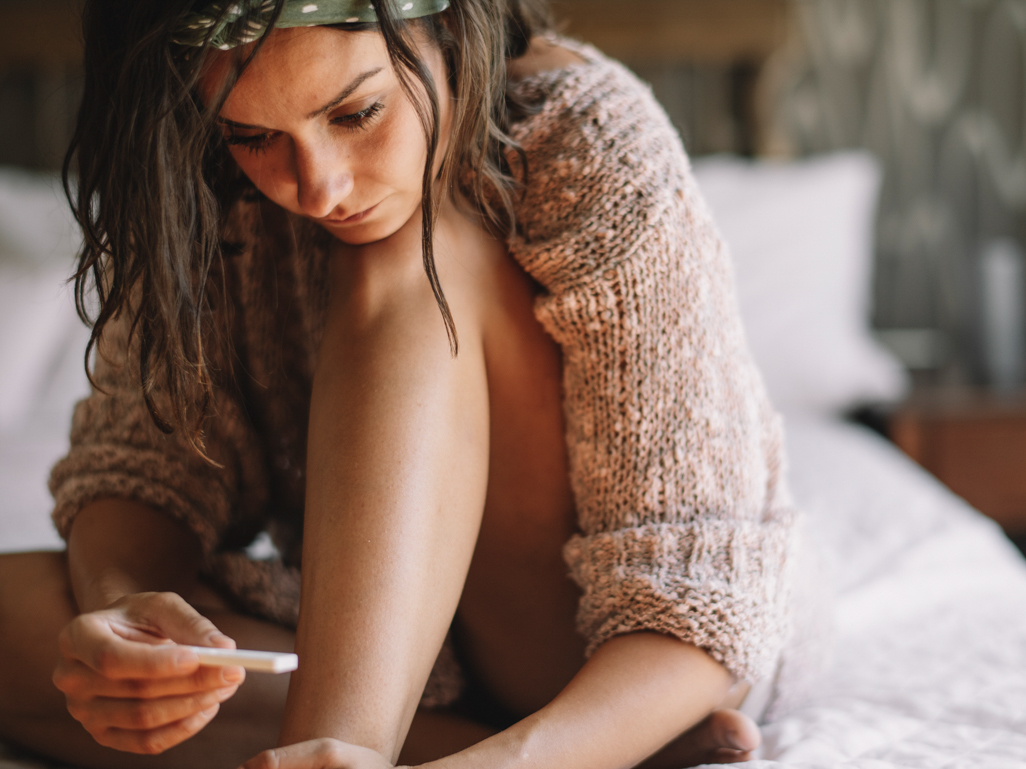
top-left (201, 26), bottom-right (451, 245)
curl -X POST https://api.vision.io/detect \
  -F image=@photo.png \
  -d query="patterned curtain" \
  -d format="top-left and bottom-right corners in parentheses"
top-left (764, 0), bottom-right (1026, 376)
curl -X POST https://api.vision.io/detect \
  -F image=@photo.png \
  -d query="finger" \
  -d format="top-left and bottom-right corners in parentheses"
top-left (70, 685), bottom-right (238, 732)
top-left (63, 618), bottom-right (199, 680)
top-left (69, 627), bottom-right (201, 680)
top-left (55, 656), bottom-right (245, 699)
top-left (242, 739), bottom-right (351, 769)
top-left (122, 592), bottom-right (236, 649)
top-left (97, 703), bottom-right (221, 755)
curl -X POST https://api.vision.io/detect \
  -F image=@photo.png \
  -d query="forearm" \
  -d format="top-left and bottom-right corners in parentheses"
top-left (425, 633), bottom-right (734, 769)
top-left (67, 498), bottom-right (203, 613)
top-left (57, 500), bottom-right (245, 757)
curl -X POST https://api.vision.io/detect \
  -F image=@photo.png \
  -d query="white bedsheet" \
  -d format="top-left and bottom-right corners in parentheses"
top-left (748, 415), bottom-right (1026, 768)
top-left (2, 415), bottom-right (1025, 767)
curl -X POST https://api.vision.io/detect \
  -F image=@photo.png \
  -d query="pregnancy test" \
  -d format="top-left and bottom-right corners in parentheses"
top-left (181, 646), bottom-right (298, 673)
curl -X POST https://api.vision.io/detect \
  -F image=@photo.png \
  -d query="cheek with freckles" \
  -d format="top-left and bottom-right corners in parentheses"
top-left (227, 96), bottom-right (433, 243)
top-left (228, 146), bottom-right (301, 208)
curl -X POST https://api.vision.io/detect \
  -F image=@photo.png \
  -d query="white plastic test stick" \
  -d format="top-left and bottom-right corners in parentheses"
top-left (182, 646), bottom-right (298, 674)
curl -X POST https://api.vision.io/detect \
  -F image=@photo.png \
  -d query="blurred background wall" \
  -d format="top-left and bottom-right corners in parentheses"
top-left (0, 0), bottom-right (82, 170)
top-left (3, 0), bottom-right (1026, 387)
top-left (573, 0), bottom-right (1026, 388)
top-left (764, 0), bottom-right (1026, 386)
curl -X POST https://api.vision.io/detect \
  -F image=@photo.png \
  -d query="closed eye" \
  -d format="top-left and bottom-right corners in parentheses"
top-left (331, 101), bottom-right (384, 131)
top-left (221, 101), bottom-right (384, 154)
top-left (223, 131), bottom-right (278, 152)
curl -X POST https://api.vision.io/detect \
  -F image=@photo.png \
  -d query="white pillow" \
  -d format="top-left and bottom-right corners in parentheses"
top-left (692, 151), bottom-right (908, 414)
top-left (0, 167), bottom-right (81, 263)
top-left (0, 263), bottom-right (89, 433)
top-left (0, 169), bottom-right (90, 552)
top-left (0, 167), bottom-right (90, 434)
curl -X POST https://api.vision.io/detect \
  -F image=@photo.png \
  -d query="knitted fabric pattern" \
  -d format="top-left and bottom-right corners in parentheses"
top-left (505, 43), bottom-right (797, 681)
top-left (50, 42), bottom-right (799, 700)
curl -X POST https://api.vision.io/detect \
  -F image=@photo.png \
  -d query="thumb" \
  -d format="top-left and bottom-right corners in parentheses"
top-left (131, 592), bottom-right (236, 649)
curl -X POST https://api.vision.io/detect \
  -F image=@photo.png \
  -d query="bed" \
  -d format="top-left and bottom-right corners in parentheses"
top-left (3, 145), bottom-right (1026, 768)
top-left (3, 1), bottom-right (1026, 765)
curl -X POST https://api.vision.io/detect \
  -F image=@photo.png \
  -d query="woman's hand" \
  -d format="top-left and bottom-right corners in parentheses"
top-left (242, 739), bottom-right (397, 769)
top-left (52, 591), bottom-right (245, 754)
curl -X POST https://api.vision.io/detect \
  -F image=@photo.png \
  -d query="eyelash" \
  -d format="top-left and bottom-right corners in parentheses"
top-left (224, 101), bottom-right (385, 154)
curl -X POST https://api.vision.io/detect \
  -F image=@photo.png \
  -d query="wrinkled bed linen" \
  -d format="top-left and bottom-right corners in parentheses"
top-left (748, 415), bottom-right (1026, 768)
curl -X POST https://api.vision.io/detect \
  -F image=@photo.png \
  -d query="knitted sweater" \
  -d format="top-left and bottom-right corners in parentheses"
top-left (50, 42), bottom-right (798, 703)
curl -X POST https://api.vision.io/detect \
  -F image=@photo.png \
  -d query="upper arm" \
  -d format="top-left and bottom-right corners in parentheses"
top-left (508, 63), bottom-right (799, 680)
top-left (549, 179), bottom-right (797, 681)
top-left (67, 497), bottom-right (203, 612)
top-left (49, 307), bottom-right (267, 565)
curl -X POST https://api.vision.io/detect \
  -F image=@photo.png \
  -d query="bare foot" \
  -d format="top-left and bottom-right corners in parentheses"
top-left (638, 709), bottom-right (761, 769)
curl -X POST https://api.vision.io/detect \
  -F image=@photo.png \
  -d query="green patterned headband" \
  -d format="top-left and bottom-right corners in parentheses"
top-left (174, 0), bottom-right (450, 50)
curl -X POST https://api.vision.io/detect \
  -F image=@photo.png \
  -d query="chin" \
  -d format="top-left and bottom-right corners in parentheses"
top-left (319, 201), bottom-right (420, 246)
top-left (320, 217), bottom-right (400, 246)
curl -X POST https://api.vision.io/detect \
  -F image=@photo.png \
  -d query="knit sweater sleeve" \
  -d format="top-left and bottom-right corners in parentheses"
top-left (48, 305), bottom-right (269, 563)
top-left (509, 56), bottom-right (799, 683)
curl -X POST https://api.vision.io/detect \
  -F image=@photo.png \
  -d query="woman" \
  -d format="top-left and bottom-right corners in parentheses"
top-left (0, 1), bottom-right (801, 767)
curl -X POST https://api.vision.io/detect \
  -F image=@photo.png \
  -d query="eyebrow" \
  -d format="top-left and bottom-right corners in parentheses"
top-left (307, 67), bottom-right (384, 119)
top-left (218, 67), bottom-right (385, 130)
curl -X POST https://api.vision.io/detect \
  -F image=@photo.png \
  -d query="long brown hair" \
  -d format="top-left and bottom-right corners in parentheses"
top-left (64, 0), bottom-right (552, 457)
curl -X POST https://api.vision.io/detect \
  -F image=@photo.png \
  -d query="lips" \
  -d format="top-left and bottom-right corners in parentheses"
top-left (322, 202), bottom-right (377, 225)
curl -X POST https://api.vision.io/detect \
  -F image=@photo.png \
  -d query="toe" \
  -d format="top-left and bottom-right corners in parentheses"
top-left (708, 709), bottom-right (761, 753)
top-left (637, 709), bottom-right (762, 769)
top-left (709, 747), bottom-right (755, 764)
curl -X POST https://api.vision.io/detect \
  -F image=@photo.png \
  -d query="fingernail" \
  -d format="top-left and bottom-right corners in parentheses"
top-left (725, 730), bottom-right (745, 751)
top-left (221, 666), bottom-right (245, 683)
top-left (217, 686), bottom-right (237, 699)
top-left (201, 704), bottom-right (219, 718)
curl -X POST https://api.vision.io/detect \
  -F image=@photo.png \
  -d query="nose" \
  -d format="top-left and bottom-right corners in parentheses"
top-left (293, 139), bottom-right (354, 220)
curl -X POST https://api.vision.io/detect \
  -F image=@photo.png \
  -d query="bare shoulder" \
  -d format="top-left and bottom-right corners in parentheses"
top-left (507, 36), bottom-right (587, 82)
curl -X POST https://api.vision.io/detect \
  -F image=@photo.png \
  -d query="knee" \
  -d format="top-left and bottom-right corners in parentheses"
top-left (335, 230), bottom-right (441, 321)
top-left (329, 222), bottom-right (482, 351)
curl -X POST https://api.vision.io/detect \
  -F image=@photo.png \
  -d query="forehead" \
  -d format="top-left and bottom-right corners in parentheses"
top-left (201, 27), bottom-right (390, 121)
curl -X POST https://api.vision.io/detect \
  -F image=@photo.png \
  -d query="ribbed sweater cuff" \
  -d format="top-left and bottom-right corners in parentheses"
top-left (563, 515), bottom-right (797, 682)
top-left (49, 444), bottom-right (231, 557)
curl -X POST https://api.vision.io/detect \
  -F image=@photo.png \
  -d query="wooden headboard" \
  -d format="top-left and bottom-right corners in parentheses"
top-left (0, 0), bottom-right (84, 73)
top-left (553, 0), bottom-right (788, 65)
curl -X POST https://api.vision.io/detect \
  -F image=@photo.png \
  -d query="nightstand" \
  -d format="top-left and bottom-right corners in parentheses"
top-left (889, 387), bottom-right (1026, 539)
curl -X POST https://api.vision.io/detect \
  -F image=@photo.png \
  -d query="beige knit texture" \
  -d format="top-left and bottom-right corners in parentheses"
top-left (50, 42), bottom-right (798, 703)
top-left (505, 43), bottom-right (798, 681)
